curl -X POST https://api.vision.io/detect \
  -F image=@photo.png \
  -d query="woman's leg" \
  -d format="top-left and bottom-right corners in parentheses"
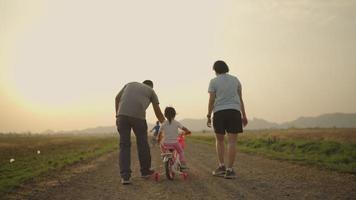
top-left (215, 134), bottom-right (225, 166)
top-left (226, 133), bottom-right (237, 168)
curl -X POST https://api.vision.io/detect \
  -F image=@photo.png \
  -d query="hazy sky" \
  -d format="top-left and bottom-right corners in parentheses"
top-left (1, 0), bottom-right (356, 132)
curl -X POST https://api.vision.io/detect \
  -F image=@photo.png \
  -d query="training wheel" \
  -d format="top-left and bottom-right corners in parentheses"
top-left (182, 172), bottom-right (188, 180)
top-left (154, 172), bottom-right (160, 182)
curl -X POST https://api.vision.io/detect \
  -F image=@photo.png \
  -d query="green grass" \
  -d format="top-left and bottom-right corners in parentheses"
top-left (0, 134), bottom-right (118, 196)
top-left (189, 134), bottom-right (356, 174)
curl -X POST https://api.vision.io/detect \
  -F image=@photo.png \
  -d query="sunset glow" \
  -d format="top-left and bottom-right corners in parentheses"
top-left (1, 0), bottom-right (356, 132)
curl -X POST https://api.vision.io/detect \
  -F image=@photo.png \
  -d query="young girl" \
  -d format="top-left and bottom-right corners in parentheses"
top-left (158, 107), bottom-right (191, 169)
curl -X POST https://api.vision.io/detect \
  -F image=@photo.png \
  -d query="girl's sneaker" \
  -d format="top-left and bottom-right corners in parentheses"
top-left (224, 168), bottom-right (236, 179)
top-left (180, 163), bottom-right (189, 171)
top-left (212, 165), bottom-right (226, 177)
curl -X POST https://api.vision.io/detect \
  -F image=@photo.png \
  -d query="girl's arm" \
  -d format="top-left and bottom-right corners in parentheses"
top-left (181, 127), bottom-right (191, 135)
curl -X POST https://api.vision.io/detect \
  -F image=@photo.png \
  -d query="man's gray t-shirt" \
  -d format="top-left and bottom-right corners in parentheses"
top-left (117, 82), bottom-right (159, 120)
top-left (208, 73), bottom-right (242, 113)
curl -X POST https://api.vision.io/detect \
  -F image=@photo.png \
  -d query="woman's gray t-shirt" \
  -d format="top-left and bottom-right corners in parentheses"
top-left (208, 74), bottom-right (241, 113)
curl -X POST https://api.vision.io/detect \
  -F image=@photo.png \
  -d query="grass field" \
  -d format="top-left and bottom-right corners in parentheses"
top-left (0, 134), bottom-right (118, 197)
top-left (189, 128), bottom-right (356, 174)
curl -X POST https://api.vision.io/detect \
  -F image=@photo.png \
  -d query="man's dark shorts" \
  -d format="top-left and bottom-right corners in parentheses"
top-left (213, 109), bottom-right (243, 134)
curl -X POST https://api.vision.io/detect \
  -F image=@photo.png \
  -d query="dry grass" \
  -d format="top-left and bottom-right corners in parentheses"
top-left (240, 128), bottom-right (356, 144)
top-left (0, 134), bottom-right (118, 197)
top-left (191, 128), bottom-right (356, 144)
top-left (189, 128), bottom-right (356, 173)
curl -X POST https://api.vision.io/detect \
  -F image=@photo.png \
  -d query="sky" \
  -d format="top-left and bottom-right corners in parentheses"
top-left (1, 0), bottom-right (356, 133)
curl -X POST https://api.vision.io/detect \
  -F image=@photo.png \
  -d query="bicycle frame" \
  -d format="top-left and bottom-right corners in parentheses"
top-left (159, 134), bottom-right (188, 180)
top-left (161, 149), bottom-right (182, 174)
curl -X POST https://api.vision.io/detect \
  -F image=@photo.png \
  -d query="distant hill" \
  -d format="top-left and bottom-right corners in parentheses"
top-left (179, 117), bottom-right (279, 131)
top-left (179, 113), bottom-right (356, 131)
top-left (75, 126), bottom-right (118, 134)
top-left (179, 119), bottom-right (211, 132)
top-left (280, 113), bottom-right (356, 129)
top-left (44, 113), bottom-right (356, 134)
top-left (246, 118), bottom-right (279, 130)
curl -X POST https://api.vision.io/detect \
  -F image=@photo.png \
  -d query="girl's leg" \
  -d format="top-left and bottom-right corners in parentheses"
top-left (215, 134), bottom-right (225, 166)
top-left (173, 143), bottom-right (186, 163)
top-left (226, 133), bottom-right (237, 168)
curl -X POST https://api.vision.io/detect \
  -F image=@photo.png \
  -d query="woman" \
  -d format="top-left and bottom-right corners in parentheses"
top-left (206, 60), bottom-right (248, 179)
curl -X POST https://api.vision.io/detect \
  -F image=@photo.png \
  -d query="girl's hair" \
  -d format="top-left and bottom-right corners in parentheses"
top-left (213, 60), bottom-right (229, 74)
top-left (164, 107), bottom-right (176, 124)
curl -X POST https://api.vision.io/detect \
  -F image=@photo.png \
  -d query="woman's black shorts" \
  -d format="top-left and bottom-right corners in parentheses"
top-left (213, 109), bottom-right (243, 134)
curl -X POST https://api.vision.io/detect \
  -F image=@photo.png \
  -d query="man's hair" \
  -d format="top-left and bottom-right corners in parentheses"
top-left (143, 80), bottom-right (153, 88)
top-left (213, 60), bottom-right (229, 74)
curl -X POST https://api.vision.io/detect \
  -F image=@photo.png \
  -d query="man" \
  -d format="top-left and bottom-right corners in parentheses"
top-left (115, 80), bottom-right (165, 185)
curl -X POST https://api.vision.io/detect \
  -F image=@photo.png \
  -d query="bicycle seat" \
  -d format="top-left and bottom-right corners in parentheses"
top-left (161, 152), bottom-right (173, 157)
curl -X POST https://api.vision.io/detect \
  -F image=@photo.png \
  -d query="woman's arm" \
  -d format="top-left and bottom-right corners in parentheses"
top-left (238, 87), bottom-right (248, 127)
top-left (207, 92), bottom-right (216, 127)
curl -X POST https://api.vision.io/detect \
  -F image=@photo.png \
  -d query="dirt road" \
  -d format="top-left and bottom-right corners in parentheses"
top-left (8, 141), bottom-right (356, 200)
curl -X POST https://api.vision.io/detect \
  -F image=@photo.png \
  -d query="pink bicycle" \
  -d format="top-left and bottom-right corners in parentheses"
top-left (155, 132), bottom-right (190, 181)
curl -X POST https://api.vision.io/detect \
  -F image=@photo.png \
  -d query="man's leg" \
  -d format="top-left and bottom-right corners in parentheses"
top-left (131, 118), bottom-right (151, 175)
top-left (226, 133), bottom-right (237, 168)
top-left (117, 116), bottom-right (132, 179)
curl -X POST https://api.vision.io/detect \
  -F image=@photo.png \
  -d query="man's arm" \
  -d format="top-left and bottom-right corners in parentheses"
top-left (152, 103), bottom-right (165, 123)
top-left (157, 130), bottom-right (163, 143)
top-left (207, 92), bottom-right (216, 127)
top-left (115, 86), bottom-right (126, 116)
top-left (238, 86), bottom-right (248, 127)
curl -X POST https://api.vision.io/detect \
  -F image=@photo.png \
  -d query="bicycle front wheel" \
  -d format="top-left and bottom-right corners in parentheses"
top-left (164, 158), bottom-right (175, 180)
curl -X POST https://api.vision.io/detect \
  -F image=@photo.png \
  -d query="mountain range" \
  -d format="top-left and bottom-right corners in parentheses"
top-left (181, 113), bottom-right (356, 131)
top-left (45, 113), bottom-right (356, 134)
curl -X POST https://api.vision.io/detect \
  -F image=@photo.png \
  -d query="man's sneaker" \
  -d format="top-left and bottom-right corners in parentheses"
top-left (121, 177), bottom-right (131, 185)
top-left (141, 169), bottom-right (155, 178)
top-left (212, 165), bottom-right (226, 177)
top-left (224, 168), bottom-right (237, 179)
